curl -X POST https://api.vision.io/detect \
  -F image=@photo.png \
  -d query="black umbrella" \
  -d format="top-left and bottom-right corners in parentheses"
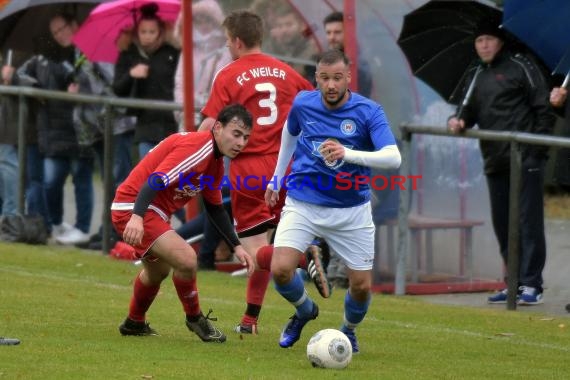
top-left (397, 0), bottom-right (502, 105)
top-left (0, 1), bottom-right (109, 60)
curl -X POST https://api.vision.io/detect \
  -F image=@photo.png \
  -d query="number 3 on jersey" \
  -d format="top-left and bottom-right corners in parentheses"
top-left (255, 82), bottom-right (277, 126)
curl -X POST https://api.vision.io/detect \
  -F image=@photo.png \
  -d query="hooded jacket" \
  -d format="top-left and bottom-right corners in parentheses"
top-left (459, 48), bottom-right (555, 174)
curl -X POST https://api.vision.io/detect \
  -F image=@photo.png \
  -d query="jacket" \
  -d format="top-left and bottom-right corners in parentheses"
top-left (113, 43), bottom-right (179, 144)
top-left (459, 49), bottom-right (555, 174)
top-left (15, 54), bottom-right (83, 158)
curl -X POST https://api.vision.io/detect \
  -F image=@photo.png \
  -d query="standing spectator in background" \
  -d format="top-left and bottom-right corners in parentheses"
top-left (0, 56), bottom-right (20, 216)
top-left (249, 0), bottom-right (291, 56)
top-left (172, 0), bottom-right (231, 130)
top-left (267, 49), bottom-right (401, 352)
top-left (74, 29), bottom-right (138, 251)
top-left (271, 7), bottom-right (319, 81)
top-left (198, 10), bottom-right (325, 335)
top-left (16, 13), bottom-right (96, 244)
top-left (112, 3), bottom-right (179, 159)
top-left (448, 21), bottom-right (554, 305)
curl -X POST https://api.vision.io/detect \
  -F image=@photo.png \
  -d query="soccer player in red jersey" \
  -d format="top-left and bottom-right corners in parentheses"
top-left (199, 10), bottom-right (329, 334)
top-left (111, 104), bottom-right (254, 342)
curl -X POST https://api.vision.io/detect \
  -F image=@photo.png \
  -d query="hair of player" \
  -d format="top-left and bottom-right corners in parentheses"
top-left (222, 10), bottom-right (263, 49)
top-left (217, 104), bottom-right (253, 130)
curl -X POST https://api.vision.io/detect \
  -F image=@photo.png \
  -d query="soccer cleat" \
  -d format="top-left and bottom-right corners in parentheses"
top-left (305, 244), bottom-right (332, 298)
top-left (518, 286), bottom-right (544, 305)
top-left (185, 309), bottom-right (226, 343)
top-left (341, 327), bottom-right (359, 354)
top-left (0, 337), bottom-right (20, 345)
top-left (119, 318), bottom-right (158, 336)
top-left (279, 303), bottom-right (319, 348)
top-left (233, 323), bottom-right (258, 335)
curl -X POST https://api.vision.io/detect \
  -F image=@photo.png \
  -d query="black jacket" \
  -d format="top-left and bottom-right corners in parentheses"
top-left (15, 54), bottom-right (82, 157)
top-left (458, 49), bottom-right (555, 174)
top-left (113, 43), bottom-right (179, 144)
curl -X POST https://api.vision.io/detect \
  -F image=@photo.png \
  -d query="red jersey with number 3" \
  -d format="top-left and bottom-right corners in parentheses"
top-left (202, 53), bottom-right (313, 156)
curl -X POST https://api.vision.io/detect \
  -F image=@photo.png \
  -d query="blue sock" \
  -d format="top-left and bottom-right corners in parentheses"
top-left (274, 271), bottom-right (315, 319)
top-left (341, 291), bottom-right (371, 332)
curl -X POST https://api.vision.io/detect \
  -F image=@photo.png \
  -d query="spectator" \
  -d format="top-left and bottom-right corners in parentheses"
top-left (77, 28), bottom-right (137, 251)
top-left (448, 21), bottom-right (554, 305)
top-left (1, 51), bottom-right (45, 224)
top-left (172, 0), bottom-right (231, 130)
top-left (271, 7), bottom-right (320, 81)
top-left (0, 56), bottom-right (20, 217)
top-left (112, 3), bottom-right (179, 159)
top-left (249, 0), bottom-right (291, 55)
top-left (16, 13), bottom-right (97, 244)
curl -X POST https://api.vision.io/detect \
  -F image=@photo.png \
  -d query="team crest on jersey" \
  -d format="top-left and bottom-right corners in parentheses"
top-left (340, 119), bottom-right (357, 136)
top-left (311, 139), bottom-right (353, 170)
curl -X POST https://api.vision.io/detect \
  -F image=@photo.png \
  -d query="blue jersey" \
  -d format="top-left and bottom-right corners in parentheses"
top-left (285, 90), bottom-right (396, 208)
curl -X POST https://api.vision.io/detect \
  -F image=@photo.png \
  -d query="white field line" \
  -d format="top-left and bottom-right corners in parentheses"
top-left (3, 266), bottom-right (569, 353)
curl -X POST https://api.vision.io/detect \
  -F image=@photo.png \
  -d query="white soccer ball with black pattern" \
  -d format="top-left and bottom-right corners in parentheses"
top-left (306, 329), bottom-right (352, 369)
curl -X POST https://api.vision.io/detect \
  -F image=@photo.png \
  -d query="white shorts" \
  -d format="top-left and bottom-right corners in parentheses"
top-left (273, 197), bottom-right (375, 270)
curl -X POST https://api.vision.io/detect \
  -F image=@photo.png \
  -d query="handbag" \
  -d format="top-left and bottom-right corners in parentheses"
top-left (0, 215), bottom-right (48, 245)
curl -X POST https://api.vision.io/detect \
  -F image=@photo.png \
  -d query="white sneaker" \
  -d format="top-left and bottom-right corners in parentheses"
top-left (56, 227), bottom-right (90, 245)
top-left (52, 222), bottom-right (73, 239)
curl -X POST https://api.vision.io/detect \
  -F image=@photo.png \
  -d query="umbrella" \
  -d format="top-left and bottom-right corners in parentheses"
top-left (0, 1), bottom-right (109, 57)
top-left (72, 0), bottom-right (181, 63)
top-left (502, 0), bottom-right (570, 83)
top-left (397, 0), bottom-right (502, 105)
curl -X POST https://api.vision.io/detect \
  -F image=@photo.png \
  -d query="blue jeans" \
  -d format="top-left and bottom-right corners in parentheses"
top-left (138, 141), bottom-right (155, 160)
top-left (26, 144), bottom-right (49, 227)
top-left (0, 144), bottom-right (18, 216)
top-left (114, 131), bottom-right (134, 186)
top-left (44, 156), bottom-right (94, 233)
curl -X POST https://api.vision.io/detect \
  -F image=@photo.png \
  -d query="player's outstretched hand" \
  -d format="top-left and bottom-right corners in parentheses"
top-left (265, 187), bottom-right (279, 208)
top-left (234, 246), bottom-right (255, 276)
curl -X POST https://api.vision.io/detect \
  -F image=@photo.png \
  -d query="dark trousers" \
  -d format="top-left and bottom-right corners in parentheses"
top-left (486, 156), bottom-right (546, 291)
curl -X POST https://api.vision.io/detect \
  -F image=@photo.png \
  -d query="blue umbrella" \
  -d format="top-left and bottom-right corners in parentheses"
top-left (502, 0), bottom-right (570, 84)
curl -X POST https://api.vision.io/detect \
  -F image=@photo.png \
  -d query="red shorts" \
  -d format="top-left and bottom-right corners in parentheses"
top-left (111, 209), bottom-right (172, 259)
top-left (230, 154), bottom-right (287, 233)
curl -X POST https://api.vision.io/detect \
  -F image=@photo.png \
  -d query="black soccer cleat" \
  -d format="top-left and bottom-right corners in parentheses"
top-left (185, 309), bottom-right (226, 343)
top-left (305, 242), bottom-right (332, 298)
top-left (119, 317), bottom-right (158, 336)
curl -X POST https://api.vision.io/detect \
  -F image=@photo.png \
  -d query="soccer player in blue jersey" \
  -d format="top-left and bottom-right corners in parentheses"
top-left (265, 49), bottom-right (401, 352)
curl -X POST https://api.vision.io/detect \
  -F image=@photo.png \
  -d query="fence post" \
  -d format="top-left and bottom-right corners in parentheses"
top-left (506, 140), bottom-right (522, 310)
top-left (102, 104), bottom-right (115, 254)
top-left (395, 127), bottom-right (412, 295)
top-left (17, 94), bottom-right (28, 215)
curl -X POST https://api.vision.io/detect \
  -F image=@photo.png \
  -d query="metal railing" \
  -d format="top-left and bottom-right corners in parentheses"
top-left (0, 84), bottom-right (183, 253)
top-left (397, 124), bottom-right (570, 310)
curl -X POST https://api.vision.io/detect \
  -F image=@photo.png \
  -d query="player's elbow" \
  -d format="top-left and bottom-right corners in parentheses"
top-left (383, 145), bottom-right (401, 169)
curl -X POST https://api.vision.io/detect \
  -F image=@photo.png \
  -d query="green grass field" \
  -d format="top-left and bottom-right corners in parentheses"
top-left (1, 242), bottom-right (569, 379)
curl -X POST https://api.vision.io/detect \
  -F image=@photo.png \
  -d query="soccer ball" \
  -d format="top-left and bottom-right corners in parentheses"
top-left (306, 329), bottom-right (352, 369)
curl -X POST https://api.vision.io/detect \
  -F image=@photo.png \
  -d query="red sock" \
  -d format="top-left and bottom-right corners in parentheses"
top-left (172, 275), bottom-right (200, 317)
top-left (241, 246), bottom-right (272, 323)
top-left (256, 245), bottom-right (273, 270)
top-left (128, 273), bottom-right (160, 322)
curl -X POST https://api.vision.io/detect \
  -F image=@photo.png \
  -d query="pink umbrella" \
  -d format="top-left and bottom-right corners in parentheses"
top-left (72, 0), bottom-right (180, 63)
